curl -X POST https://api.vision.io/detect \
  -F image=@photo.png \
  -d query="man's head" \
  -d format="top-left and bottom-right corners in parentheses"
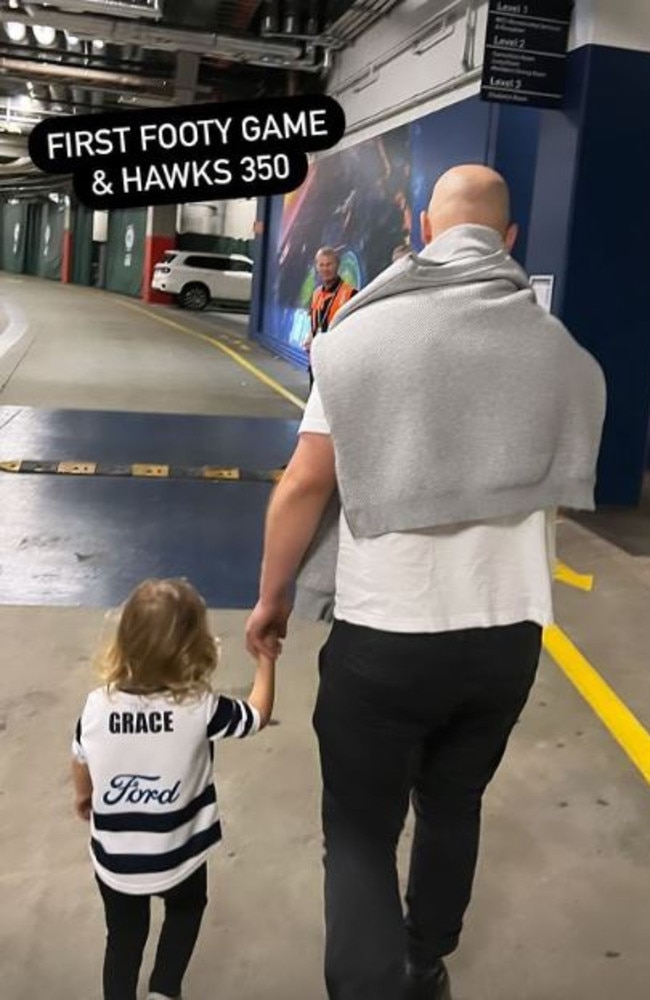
top-left (315, 247), bottom-right (340, 287)
top-left (421, 165), bottom-right (518, 252)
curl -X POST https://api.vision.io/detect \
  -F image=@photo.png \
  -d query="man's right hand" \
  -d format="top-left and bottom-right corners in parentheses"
top-left (245, 597), bottom-right (292, 660)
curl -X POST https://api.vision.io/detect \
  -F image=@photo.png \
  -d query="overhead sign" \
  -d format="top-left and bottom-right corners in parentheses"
top-left (481, 1), bottom-right (574, 109)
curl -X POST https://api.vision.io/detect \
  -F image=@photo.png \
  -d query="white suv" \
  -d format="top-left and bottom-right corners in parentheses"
top-left (151, 251), bottom-right (254, 311)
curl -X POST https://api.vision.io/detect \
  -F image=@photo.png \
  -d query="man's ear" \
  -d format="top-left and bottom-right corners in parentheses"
top-left (505, 222), bottom-right (519, 253)
top-left (420, 209), bottom-right (433, 246)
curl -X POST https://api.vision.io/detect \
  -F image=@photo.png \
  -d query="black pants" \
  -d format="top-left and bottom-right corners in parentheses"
top-left (313, 619), bottom-right (541, 1000)
top-left (96, 863), bottom-right (208, 1000)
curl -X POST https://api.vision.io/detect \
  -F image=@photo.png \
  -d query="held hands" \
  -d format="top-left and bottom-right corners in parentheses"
top-left (245, 596), bottom-right (292, 660)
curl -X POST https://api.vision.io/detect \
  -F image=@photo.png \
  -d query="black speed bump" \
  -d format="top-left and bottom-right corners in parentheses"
top-left (0, 460), bottom-right (284, 483)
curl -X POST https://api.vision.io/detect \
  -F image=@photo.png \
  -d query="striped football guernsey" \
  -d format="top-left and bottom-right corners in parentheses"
top-left (72, 686), bottom-right (260, 894)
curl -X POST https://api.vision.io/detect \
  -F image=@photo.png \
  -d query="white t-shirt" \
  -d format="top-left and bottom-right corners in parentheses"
top-left (72, 687), bottom-right (260, 895)
top-left (299, 386), bottom-right (555, 633)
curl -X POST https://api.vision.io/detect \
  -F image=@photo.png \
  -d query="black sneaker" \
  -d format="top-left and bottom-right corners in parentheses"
top-left (404, 959), bottom-right (452, 1000)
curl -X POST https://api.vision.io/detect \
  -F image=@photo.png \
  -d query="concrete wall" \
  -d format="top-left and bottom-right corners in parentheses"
top-left (177, 199), bottom-right (256, 240)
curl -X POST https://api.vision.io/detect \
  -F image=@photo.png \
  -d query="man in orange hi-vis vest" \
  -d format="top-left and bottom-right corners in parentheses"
top-left (305, 246), bottom-right (357, 389)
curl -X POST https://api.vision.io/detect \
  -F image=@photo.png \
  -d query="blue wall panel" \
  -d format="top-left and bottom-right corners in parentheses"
top-left (524, 47), bottom-right (589, 313)
top-left (490, 103), bottom-right (541, 265)
top-left (409, 97), bottom-right (493, 250)
top-left (560, 46), bottom-right (650, 504)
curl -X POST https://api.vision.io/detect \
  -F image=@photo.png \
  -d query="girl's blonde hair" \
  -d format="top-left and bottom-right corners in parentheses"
top-left (100, 578), bottom-right (218, 701)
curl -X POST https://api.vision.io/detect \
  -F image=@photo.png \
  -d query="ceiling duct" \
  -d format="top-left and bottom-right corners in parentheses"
top-left (326, 0), bottom-right (403, 45)
top-left (0, 7), bottom-right (320, 69)
top-left (23, 0), bottom-right (162, 21)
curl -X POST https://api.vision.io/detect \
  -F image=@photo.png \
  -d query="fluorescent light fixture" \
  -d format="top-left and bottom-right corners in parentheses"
top-left (14, 94), bottom-right (34, 111)
top-left (33, 24), bottom-right (57, 46)
top-left (5, 21), bottom-right (27, 43)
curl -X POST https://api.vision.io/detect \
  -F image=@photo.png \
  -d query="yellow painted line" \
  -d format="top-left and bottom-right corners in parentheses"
top-left (119, 301), bottom-right (306, 412)
top-left (543, 624), bottom-right (650, 784)
top-left (554, 560), bottom-right (594, 592)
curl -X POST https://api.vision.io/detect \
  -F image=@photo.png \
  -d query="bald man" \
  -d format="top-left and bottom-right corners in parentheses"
top-left (247, 166), bottom-right (605, 1000)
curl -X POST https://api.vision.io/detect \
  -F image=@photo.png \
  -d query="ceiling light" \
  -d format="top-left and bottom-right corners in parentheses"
top-left (14, 95), bottom-right (34, 111)
top-left (65, 31), bottom-right (80, 46)
top-left (5, 22), bottom-right (27, 43)
top-left (32, 25), bottom-right (57, 46)
top-left (92, 39), bottom-right (105, 51)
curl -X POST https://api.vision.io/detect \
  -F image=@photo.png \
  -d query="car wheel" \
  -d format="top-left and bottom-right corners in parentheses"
top-left (178, 283), bottom-right (210, 310)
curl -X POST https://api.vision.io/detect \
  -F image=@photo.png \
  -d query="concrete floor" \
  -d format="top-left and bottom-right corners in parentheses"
top-left (0, 274), bottom-right (307, 417)
top-left (1, 277), bottom-right (649, 1000)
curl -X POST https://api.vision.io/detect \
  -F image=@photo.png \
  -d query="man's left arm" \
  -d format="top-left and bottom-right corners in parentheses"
top-left (246, 432), bottom-right (336, 659)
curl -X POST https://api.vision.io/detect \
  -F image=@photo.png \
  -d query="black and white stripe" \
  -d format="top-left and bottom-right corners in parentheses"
top-left (91, 821), bottom-right (222, 875)
top-left (207, 696), bottom-right (257, 739)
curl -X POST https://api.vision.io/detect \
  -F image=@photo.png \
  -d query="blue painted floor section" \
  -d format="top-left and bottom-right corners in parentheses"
top-left (0, 406), bottom-right (299, 467)
top-left (0, 407), bottom-right (301, 608)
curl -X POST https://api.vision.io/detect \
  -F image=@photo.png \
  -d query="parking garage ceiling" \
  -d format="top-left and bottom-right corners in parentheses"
top-left (0, 0), bottom-right (402, 194)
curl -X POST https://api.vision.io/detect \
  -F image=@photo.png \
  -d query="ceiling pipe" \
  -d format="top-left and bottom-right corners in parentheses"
top-left (0, 135), bottom-right (29, 156)
top-left (23, 0), bottom-right (162, 21)
top-left (0, 55), bottom-right (173, 92)
top-left (0, 155), bottom-right (38, 173)
top-left (0, 8), bottom-right (317, 68)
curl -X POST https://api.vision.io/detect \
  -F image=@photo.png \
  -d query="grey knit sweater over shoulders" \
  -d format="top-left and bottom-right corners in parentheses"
top-left (294, 225), bottom-right (606, 623)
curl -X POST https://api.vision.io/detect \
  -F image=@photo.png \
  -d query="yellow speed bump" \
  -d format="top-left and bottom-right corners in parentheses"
top-left (202, 467), bottom-right (240, 481)
top-left (57, 461), bottom-right (97, 475)
top-left (0, 460), bottom-right (21, 472)
top-left (131, 464), bottom-right (170, 478)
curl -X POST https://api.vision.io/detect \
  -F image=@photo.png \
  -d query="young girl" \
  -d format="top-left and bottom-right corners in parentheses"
top-left (71, 578), bottom-right (275, 1000)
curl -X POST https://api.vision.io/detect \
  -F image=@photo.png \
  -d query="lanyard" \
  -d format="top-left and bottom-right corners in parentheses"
top-left (314, 279), bottom-right (342, 333)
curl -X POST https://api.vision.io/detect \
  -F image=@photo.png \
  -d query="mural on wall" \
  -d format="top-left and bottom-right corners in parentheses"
top-left (269, 125), bottom-right (412, 353)
top-left (258, 96), bottom-right (493, 363)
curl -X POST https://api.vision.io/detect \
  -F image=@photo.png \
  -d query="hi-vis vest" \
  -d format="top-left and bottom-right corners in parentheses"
top-left (310, 279), bottom-right (356, 336)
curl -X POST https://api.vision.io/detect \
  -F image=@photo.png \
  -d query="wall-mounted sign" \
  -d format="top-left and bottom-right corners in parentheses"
top-left (530, 274), bottom-right (555, 312)
top-left (124, 223), bottom-right (135, 267)
top-left (481, 1), bottom-right (574, 109)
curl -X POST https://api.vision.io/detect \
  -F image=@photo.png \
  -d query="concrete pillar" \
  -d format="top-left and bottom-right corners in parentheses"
top-left (142, 203), bottom-right (176, 304)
